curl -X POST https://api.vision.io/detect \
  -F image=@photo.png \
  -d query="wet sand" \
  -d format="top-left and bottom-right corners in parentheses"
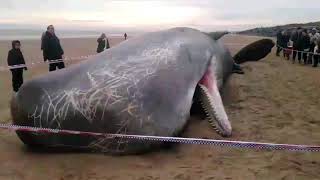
top-left (0, 34), bottom-right (319, 179)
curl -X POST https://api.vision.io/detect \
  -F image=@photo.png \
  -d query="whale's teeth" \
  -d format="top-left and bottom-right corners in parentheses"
top-left (198, 84), bottom-right (224, 135)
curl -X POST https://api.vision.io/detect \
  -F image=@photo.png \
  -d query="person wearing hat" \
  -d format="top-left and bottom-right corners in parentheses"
top-left (309, 28), bottom-right (320, 64)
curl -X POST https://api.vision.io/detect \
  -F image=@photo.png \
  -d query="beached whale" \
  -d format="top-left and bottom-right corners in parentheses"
top-left (11, 27), bottom-right (274, 154)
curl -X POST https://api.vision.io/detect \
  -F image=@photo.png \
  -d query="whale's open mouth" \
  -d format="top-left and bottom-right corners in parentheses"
top-left (193, 68), bottom-right (232, 137)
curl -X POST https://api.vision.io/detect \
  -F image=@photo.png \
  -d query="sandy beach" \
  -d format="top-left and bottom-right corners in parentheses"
top-left (0, 34), bottom-right (319, 179)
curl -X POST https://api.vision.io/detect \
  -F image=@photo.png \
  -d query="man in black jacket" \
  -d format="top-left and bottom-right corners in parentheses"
top-left (276, 30), bottom-right (284, 56)
top-left (42, 25), bottom-right (65, 71)
top-left (299, 29), bottom-right (311, 64)
top-left (7, 40), bottom-right (28, 92)
top-left (291, 27), bottom-right (302, 63)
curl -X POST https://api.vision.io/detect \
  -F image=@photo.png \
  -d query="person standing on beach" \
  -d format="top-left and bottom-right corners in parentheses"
top-left (313, 39), bottom-right (320, 67)
top-left (7, 40), bottom-right (28, 92)
top-left (40, 32), bottom-right (46, 61)
top-left (309, 28), bottom-right (320, 64)
top-left (42, 25), bottom-right (65, 71)
top-left (276, 30), bottom-right (284, 56)
top-left (124, 33), bottom-right (127, 40)
top-left (300, 29), bottom-right (310, 64)
top-left (97, 33), bottom-right (110, 53)
top-left (291, 27), bottom-right (302, 63)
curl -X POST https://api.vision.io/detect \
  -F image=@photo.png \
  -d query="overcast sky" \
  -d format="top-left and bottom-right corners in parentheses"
top-left (1, 0), bottom-right (320, 32)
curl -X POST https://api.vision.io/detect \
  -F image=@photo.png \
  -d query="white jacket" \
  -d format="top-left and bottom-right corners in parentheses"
top-left (310, 33), bottom-right (320, 44)
top-left (314, 45), bottom-right (319, 54)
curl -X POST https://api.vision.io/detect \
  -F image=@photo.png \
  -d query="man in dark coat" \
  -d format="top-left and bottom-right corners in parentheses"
top-left (7, 40), bottom-right (28, 92)
top-left (282, 30), bottom-right (291, 59)
top-left (291, 27), bottom-right (302, 63)
top-left (42, 25), bottom-right (65, 71)
top-left (276, 30), bottom-right (284, 56)
top-left (299, 29), bottom-right (311, 64)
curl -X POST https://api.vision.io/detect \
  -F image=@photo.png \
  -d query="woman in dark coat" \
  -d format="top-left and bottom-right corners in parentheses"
top-left (97, 33), bottom-right (110, 53)
top-left (7, 40), bottom-right (27, 92)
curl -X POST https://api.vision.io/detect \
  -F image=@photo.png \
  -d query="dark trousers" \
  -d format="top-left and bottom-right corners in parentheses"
top-left (293, 47), bottom-right (303, 63)
top-left (292, 48), bottom-right (298, 61)
top-left (308, 44), bottom-right (315, 64)
top-left (276, 46), bottom-right (282, 56)
top-left (49, 62), bottom-right (65, 72)
top-left (314, 54), bottom-right (319, 67)
top-left (302, 51), bottom-right (308, 64)
top-left (11, 68), bottom-right (24, 92)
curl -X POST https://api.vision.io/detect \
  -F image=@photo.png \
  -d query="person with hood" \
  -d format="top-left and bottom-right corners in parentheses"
top-left (96, 33), bottom-right (110, 53)
top-left (124, 33), bottom-right (128, 40)
top-left (7, 40), bottom-right (27, 92)
top-left (42, 25), bottom-right (65, 71)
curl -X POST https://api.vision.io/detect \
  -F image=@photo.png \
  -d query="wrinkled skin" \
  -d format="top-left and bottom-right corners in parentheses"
top-left (11, 27), bottom-right (274, 154)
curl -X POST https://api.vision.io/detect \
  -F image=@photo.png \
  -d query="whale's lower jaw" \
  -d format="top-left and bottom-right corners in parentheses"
top-left (196, 66), bottom-right (232, 137)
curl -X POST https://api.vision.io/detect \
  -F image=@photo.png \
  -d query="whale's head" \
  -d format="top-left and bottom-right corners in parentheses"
top-left (193, 36), bottom-right (275, 137)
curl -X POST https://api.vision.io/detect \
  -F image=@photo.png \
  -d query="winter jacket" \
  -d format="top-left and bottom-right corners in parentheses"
top-left (310, 33), bottom-right (320, 45)
top-left (40, 32), bottom-right (45, 50)
top-left (97, 38), bottom-right (105, 53)
top-left (97, 38), bottom-right (110, 53)
top-left (282, 34), bottom-right (290, 48)
top-left (299, 34), bottom-right (310, 50)
top-left (291, 30), bottom-right (303, 49)
top-left (42, 31), bottom-right (64, 61)
top-left (314, 46), bottom-right (319, 54)
top-left (276, 31), bottom-right (282, 45)
top-left (7, 45), bottom-right (26, 69)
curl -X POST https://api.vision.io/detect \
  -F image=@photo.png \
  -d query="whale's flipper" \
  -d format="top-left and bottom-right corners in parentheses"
top-left (233, 39), bottom-right (275, 64)
top-left (198, 84), bottom-right (232, 137)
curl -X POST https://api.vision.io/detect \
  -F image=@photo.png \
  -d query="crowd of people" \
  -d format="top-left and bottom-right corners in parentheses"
top-left (276, 27), bottom-right (320, 67)
top-left (6, 24), bottom-right (128, 93)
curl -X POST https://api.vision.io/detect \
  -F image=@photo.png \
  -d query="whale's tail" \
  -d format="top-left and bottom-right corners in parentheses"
top-left (233, 39), bottom-right (275, 64)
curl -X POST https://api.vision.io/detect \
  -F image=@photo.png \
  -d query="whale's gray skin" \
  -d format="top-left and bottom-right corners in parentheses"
top-left (11, 27), bottom-right (274, 154)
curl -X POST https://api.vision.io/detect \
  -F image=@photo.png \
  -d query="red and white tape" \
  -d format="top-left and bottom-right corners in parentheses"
top-left (1, 54), bottom-right (94, 71)
top-left (277, 44), bottom-right (319, 55)
top-left (0, 123), bottom-right (320, 152)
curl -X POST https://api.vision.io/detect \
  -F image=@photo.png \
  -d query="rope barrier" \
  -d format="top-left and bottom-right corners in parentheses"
top-left (0, 123), bottom-right (319, 152)
top-left (1, 54), bottom-right (94, 71)
top-left (277, 44), bottom-right (319, 55)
